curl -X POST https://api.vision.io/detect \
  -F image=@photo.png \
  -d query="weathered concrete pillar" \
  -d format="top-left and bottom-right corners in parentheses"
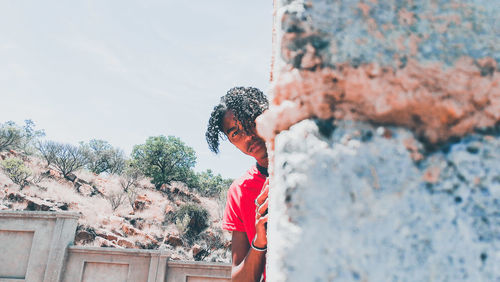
top-left (259, 0), bottom-right (500, 281)
top-left (0, 211), bottom-right (79, 282)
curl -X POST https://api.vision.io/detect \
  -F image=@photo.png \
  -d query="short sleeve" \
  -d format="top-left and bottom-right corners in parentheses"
top-left (221, 184), bottom-right (245, 232)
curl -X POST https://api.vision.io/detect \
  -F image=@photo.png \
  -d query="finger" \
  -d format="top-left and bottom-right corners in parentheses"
top-left (255, 204), bottom-right (262, 216)
top-left (256, 213), bottom-right (267, 224)
top-left (262, 179), bottom-right (269, 193)
top-left (263, 178), bottom-right (269, 188)
top-left (256, 214), bottom-right (268, 225)
top-left (259, 179), bottom-right (269, 195)
top-left (258, 199), bottom-right (268, 215)
top-left (256, 185), bottom-right (269, 205)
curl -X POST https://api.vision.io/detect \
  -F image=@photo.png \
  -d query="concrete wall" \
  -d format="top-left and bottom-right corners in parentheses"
top-left (0, 211), bottom-right (79, 282)
top-left (62, 247), bottom-right (168, 282)
top-left (0, 211), bottom-right (231, 282)
top-left (263, 0), bottom-right (500, 281)
top-left (166, 261), bottom-right (230, 282)
top-left (268, 120), bottom-right (499, 281)
top-left (260, 0), bottom-right (500, 143)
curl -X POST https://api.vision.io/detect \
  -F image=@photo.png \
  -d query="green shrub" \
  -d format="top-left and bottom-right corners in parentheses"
top-left (191, 169), bottom-right (233, 197)
top-left (174, 204), bottom-right (209, 241)
top-left (1, 158), bottom-right (31, 189)
top-left (184, 169), bottom-right (200, 189)
top-left (0, 124), bottom-right (23, 152)
top-left (131, 135), bottom-right (196, 189)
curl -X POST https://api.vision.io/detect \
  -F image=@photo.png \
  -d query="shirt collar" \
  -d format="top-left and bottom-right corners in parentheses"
top-left (256, 162), bottom-right (269, 177)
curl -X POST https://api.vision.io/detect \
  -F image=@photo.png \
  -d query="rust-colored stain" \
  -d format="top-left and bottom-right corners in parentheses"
top-left (259, 56), bottom-right (500, 143)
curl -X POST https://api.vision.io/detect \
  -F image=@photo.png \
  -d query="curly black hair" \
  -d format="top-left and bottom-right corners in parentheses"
top-left (206, 87), bottom-right (269, 153)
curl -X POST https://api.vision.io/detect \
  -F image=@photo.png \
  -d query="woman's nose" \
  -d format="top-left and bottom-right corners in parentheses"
top-left (243, 133), bottom-right (253, 142)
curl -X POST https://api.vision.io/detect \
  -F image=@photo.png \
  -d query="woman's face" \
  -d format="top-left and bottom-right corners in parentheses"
top-left (222, 110), bottom-right (268, 166)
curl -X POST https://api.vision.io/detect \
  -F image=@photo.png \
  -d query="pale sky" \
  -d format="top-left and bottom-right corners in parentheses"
top-left (0, 1), bottom-right (273, 179)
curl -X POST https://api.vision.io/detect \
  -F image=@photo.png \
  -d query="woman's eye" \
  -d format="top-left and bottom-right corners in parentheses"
top-left (232, 129), bottom-right (240, 138)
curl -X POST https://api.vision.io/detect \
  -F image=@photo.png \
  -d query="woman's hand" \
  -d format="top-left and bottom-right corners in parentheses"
top-left (254, 178), bottom-right (269, 248)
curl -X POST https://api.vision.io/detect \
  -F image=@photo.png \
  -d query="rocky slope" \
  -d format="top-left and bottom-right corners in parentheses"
top-left (0, 151), bottom-right (231, 263)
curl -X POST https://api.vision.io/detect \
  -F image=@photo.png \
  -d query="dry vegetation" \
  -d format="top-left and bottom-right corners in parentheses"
top-left (0, 150), bottom-right (231, 262)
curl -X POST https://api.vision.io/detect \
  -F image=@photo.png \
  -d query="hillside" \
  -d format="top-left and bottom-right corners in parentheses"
top-left (0, 150), bottom-right (232, 263)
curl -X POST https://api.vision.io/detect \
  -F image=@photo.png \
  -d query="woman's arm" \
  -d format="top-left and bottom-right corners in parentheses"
top-left (230, 181), bottom-right (269, 281)
top-left (230, 231), bottom-right (266, 281)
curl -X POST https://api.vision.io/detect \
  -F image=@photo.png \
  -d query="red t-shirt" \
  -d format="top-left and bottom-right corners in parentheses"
top-left (222, 165), bottom-right (267, 279)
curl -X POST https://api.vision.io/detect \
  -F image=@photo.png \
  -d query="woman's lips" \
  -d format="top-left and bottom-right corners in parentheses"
top-left (249, 142), bottom-right (264, 153)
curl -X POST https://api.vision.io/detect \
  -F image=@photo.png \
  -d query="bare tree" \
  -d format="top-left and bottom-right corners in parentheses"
top-left (120, 164), bottom-right (143, 210)
top-left (216, 189), bottom-right (228, 221)
top-left (35, 140), bottom-right (58, 167)
top-left (80, 139), bottom-right (126, 175)
top-left (120, 165), bottom-right (143, 191)
top-left (105, 191), bottom-right (125, 211)
top-left (49, 143), bottom-right (87, 179)
top-left (0, 120), bottom-right (45, 154)
top-left (126, 186), bottom-right (139, 210)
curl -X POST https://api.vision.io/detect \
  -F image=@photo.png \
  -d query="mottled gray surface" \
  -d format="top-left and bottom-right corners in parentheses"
top-left (267, 119), bottom-right (499, 281)
top-left (280, 0), bottom-right (500, 68)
